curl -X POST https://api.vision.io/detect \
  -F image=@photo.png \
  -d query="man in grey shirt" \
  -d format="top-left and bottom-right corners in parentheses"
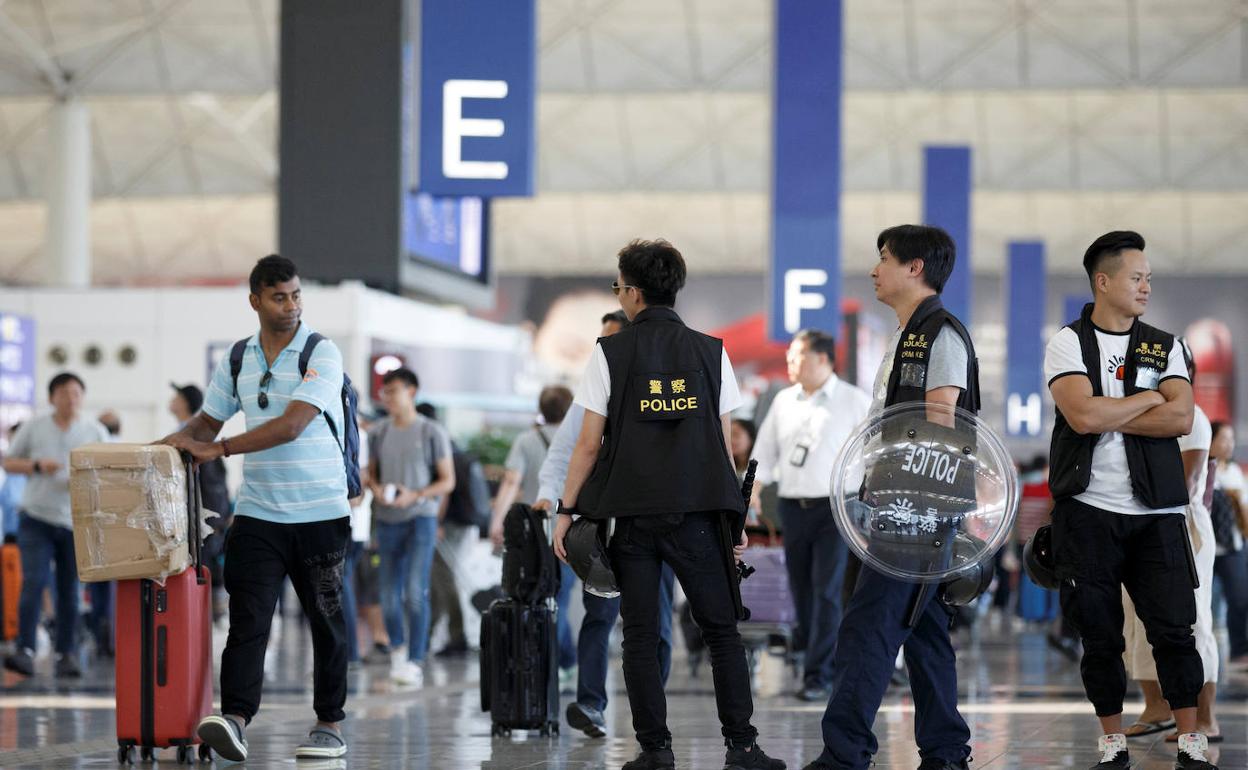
top-left (367, 367), bottom-right (454, 688)
top-left (3, 372), bottom-right (109, 678)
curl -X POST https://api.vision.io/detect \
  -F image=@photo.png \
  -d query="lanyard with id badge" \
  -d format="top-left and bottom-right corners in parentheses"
top-left (788, 393), bottom-right (827, 468)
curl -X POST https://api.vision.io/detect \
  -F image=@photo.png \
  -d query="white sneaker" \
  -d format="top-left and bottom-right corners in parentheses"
top-left (390, 658), bottom-right (423, 687)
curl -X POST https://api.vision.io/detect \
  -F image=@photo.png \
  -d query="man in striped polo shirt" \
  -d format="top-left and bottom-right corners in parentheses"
top-left (163, 255), bottom-right (351, 762)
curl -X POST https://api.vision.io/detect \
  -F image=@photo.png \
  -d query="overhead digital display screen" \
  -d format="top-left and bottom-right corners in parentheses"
top-left (404, 191), bottom-right (488, 283)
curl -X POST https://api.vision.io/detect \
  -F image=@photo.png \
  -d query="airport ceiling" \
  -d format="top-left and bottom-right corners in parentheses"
top-left (0, 0), bottom-right (1245, 284)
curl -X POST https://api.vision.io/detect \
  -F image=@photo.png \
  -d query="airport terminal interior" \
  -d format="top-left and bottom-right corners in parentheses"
top-left (2, 1), bottom-right (1248, 769)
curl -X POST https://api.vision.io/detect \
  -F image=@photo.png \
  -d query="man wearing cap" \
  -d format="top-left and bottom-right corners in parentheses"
top-left (170, 383), bottom-right (231, 619)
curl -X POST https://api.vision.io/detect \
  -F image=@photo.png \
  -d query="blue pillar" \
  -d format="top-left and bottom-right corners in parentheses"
top-left (768, 0), bottom-right (844, 342)
top-left (1063, 294), bottom-right (1090, 325)
top-left (922, 146), bottom-right (972, 323)
top-left (1006, 242), bottom-right (1045, 437)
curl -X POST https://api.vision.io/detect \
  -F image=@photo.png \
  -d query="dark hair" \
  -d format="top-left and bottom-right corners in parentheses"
top-left (249, 254), bottom-right (299, 295)
top-left (382, 367), bottom-right (420, 390)
top-left (415, 402), bottom-right (438, 421)
top-left (538, 385), bottom-right (574, 425)
top-left (876, 225), bottom-right (956, 293)
top-left (601, 310), bottom-right (629, 328)
top-left (48, 372), bottom-right (85, 397)
top-left (794, 329), bottom-right (836, 366)
top-left (1211, 421), bottom-right (1231, 442)
top-left (731, 418), bottom-right (757, 447)
top-left (617, 239), bottom-right (686, 307)
top-left (1082, 231), bottom-right (1144, 292)
top-left (1179, 338), bottom-right (1196, 379)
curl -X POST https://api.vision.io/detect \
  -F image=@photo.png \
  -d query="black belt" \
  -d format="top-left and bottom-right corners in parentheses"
top-left (780, 496), bottom-right (830, 510)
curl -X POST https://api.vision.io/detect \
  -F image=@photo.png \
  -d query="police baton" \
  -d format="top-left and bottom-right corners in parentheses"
top-left (718, 459), bottom-right (758, 622)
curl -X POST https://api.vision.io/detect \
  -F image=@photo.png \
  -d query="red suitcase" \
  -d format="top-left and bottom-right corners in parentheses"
top-left (114, 456), bottom-right (214, 765)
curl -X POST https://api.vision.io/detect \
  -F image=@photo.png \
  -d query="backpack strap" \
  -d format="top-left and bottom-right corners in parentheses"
top-left (298, 332), bottom-right (342, 451)
top-left (298, 332), bottom-right (326, 377)
top-left (228, 338), bottom-right (250, 400)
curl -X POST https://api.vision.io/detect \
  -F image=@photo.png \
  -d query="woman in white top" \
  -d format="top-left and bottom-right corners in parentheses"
top-left (1211, 421), bottom-right (1248, 670)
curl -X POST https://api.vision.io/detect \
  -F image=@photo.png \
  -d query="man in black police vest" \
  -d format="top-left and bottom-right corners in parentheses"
top-left (1044, 231), bottom-right (1214, 770)
top-left (803, 225), bottom-right (979, 770)
top-left (553, 239), bottom-right (785, 770)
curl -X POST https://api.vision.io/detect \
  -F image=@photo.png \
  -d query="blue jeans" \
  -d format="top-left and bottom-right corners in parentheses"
top-left (817, 567), bottom-right (970, 769)
top-left (577, 562), bottom-right (675, 712)
top-left (555, 562), bottom-right (578, 669)
top-left (778, 497), bottom-right (849, 688)
top-left (1214, 548), bottom-right (1248, 658)
top-left (341, 540), bottom-right (364, 662)
top-left (16, 513), bottom-right (79, 655)
top-left (377, 517), bottom-right (439, 662)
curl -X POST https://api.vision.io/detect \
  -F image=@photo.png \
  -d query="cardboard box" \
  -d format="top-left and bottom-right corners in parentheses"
top-left (70, 443), bottom-right (190, 583)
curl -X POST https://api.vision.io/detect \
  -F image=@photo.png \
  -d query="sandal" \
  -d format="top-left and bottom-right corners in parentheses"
top-left (1123, 719), bottom-right (1175, 738)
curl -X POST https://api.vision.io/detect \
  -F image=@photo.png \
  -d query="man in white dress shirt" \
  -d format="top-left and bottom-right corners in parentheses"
top-left (750, 329), bottom-right (870, 701)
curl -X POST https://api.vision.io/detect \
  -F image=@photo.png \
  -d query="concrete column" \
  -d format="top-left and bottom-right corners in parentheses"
top-left (43, 98), bottom-right (91, 287)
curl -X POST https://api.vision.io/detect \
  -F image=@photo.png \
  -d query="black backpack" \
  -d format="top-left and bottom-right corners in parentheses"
top-left (229, 333), bottom-right (361, 498)
top-left (501, 503), bottom-right (560, 604)
top-left (446, 447), bottom-right (492, 534)
top-left (1210, 488), bottom-right (1241, 552)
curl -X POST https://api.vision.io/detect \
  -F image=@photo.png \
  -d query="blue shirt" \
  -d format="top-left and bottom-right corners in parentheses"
top-left (537, 403), bottom-right (584, 504)
top-left (203, 322), bottom-right (350, 524)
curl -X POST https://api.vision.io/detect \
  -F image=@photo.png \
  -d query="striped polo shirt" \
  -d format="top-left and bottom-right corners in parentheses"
top-left (203, 321), bottom-right (350, 524)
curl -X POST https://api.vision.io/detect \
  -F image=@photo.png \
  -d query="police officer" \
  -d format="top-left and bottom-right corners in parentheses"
top-left (553, 239), bottom-right (785, 770)
top-left (802, 225), bottom-right (980, 770)
top-left (1044, 231), bottom-right (1214, 770)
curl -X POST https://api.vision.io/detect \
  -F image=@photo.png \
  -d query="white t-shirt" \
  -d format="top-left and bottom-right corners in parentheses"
top-left (1178, 405), bottom-right (1212, 506)
top-left (574, 343), bottom-right (742, 417)
top-left (1044, 325), bottom-right (1189, 515)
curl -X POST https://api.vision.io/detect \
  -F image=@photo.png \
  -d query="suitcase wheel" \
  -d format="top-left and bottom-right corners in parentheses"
top-left (176, 745), bottom-right (193, 764)
top-left (198, 744), bottom-right (213, 763)
top-left (139, 746), bottom-right (154, 762)
top-left (540, 721), bottom-right (559, 738)
top-left (490, 723), bottom-right (510, 738)
top-left (117, 745), bottom-right (135, 764)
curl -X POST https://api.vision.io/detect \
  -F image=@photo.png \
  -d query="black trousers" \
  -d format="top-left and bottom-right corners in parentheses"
top-left (220, 515), bottom-right (350, 724)
top-left (777, 497), bottom-right (848, 688)
top-left (610, 511), bottom-right (756, 751)
top-left (1051, 498), bottom-right (1202, 716)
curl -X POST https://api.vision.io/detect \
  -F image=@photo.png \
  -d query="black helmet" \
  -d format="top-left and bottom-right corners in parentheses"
top-left (1023, 524), bottom-right (1059, 590)
top-left (938, 533), bottom-right (993, 606)
top-left (564, 518), bottom-right (619, 598)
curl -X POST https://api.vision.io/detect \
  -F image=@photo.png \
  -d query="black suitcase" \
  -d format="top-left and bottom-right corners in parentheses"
top-left (479, 597), bottom-right (559, 737)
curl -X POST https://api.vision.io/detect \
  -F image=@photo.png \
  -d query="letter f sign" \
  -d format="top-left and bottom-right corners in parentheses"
top-left (443, 79), bottom-right (509, 180)
top-left (784, 269), bottom-right (828, 333)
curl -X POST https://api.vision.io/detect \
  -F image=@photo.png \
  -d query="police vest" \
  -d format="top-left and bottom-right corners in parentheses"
top-left (884, 295), bottom-right (981, 414)
top-left (1048, 304), bottom-right (1188, 509)
top-left (576, 306), bottom-right (744, 520)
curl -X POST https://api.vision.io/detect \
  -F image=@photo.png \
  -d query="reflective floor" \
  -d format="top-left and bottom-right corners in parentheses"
top-left (1, 610), bottom-right (1246, 769)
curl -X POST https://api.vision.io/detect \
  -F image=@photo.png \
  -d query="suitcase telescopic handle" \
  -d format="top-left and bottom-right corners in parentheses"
top-left (178, 451), bottom-right (206, 583)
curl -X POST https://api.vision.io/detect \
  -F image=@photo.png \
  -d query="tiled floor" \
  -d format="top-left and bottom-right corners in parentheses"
top-left (1, 612), bottom-right (1245, 769)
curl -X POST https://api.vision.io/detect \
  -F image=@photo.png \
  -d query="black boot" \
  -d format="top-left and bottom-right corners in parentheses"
top-left (622, 747), bottom-right (676, 770)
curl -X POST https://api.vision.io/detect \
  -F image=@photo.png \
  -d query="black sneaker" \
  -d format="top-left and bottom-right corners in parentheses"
top-left (566, 702), bottom-right (607, 738)
top-left (1091, 734), bottom-right (1131, 769)
top-left (918, 759), bottom-right (969, 770)
top-left (622, 748), bottom-right (675, 770)
top-left (724, 741), bottom-right (786, 770)
top-left (55, 653), bottom-right (82, 678)
top-left (800, 761), bottom-right (834, 770)
top-left (1174, 734), bottom-right (1217, 770)
top-left (197, 715), bottom-right (248, 762)
top-left (3, 648), bottom-right (34, 677)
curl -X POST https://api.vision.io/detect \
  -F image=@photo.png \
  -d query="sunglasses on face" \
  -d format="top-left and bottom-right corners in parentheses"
top-left (257, 370), bottom-right (272, 409)
top-left (611, 281), bottom-right (640, 296)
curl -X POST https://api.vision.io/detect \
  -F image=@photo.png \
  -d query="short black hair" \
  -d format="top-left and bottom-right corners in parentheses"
top-left (415, 402), bottom-right (438, 421)
top-left (876, 225), bottom-right (956, 293)
top-left (382, 367), bottom-right (420, 390)
top-left (538, 385), bottom-right (574, 425)
top-left (48, 372), bottom-right (85, 397)
top-left (1082, 231), bottom-right (1145, 292)
top-left (250, 254), bottom-right (299, 295)
top-left (1211, 421), bottom-right (1231, 442)
top-left (617, 239), bottom-right (687, 307)
top-left (794, 329), bottom-right (836, 365)
top-left (601, 310), bottom-right (629, 328)
top-left (731, 418), bottom-right (757, 447)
